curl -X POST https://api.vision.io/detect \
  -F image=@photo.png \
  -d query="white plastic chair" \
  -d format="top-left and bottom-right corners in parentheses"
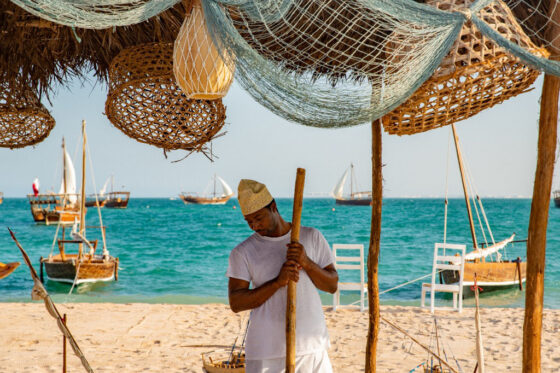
top-left (421, 242), bottom-right (466, 313)
top-left (332, 244), bottom-right (367, 312)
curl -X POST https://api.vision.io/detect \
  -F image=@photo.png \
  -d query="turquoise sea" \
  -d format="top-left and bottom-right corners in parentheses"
top-left (0, 198), bottom-right (559, 308)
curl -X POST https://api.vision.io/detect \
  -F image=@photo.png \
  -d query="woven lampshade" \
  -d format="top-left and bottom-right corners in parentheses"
top-left (173, 0), bottom-right (234, 100)
top-left (382, 0), bottom-right (548, 136)
top-left (105, 43), bottom-right (226, 152)
top-left (0, 81), bottom-right (55, 149)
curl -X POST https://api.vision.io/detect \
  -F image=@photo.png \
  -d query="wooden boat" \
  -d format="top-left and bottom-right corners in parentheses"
top-left (180, 174), bottom-right (233, 205)
top-left (85, 177), bottom-right (110, 207)
top-left (440, 124), bottom-right (526, 291)
top-left (553, 190), bottom-right (560, 207)
top-left (40, 121), bottom-right (119, 286)
top-left (27, 140), bottom-right (82, 225)
top-left (331, 164), bottom-right (372, 206)
top-left (0, 261), bottom-right (19, 280)
top-left (104, 191), bottom-right (130, 208)
top-left (202, 352), bottom-right (245, 373)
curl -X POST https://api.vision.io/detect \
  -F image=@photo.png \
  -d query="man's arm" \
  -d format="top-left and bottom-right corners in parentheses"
top-left (287, 242), bottom-right (338, 294)
top-left (228, 261), bottom-right (299, 313)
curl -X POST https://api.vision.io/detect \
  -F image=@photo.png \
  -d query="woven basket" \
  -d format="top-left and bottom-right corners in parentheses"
top-left (0, 81), bottom-right (55, 149)
top-left (382, 0), bottom-right (548, 136)
top-left (105, 43), bottom-right (226, 152)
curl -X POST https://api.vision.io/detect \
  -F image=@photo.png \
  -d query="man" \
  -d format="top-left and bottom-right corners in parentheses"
top-left (227, 179), bottom-right (338, 373)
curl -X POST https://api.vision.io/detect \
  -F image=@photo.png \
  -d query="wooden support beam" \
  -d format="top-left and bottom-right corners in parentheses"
top-left (365, 119), bottom-right (382, 372)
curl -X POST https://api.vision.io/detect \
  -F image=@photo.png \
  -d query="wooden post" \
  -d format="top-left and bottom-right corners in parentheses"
top-left (474, 275), bottom-right (485, 373)
top-left (39, 257), bottom-right (44, 284)
top-left (365, 119), bottom-right (382, 372)
top-left (286, 168), bottom-right (305, 373)
top-left (523, 73), bottom-right (559, 373)
top-left (516, 257), bottom-right (523, 291)
top-left (62, 313), bottom-right (67, 373)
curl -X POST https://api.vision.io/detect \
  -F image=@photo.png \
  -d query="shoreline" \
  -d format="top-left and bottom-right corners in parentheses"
top-left (2, 303), bottom-right (559, 372)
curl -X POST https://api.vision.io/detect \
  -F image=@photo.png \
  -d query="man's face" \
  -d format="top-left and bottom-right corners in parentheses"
top-left (243, 204), bottom-right (276, 236)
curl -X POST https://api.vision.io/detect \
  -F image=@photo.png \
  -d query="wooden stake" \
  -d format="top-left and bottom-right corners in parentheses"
top-left (62, 314), bottom-right (67, 373)
top-left (365, 119), bottom-right (382, 373)
top-left (286, 168), bottom-right (305, 373)
top-left (474, 275), bottom-right (485, 373)
top-left (523, 73), bottom-right (559, 373)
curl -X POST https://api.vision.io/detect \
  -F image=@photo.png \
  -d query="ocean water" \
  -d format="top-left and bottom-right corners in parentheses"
top-left (0, 198), bottom-right (559, 309)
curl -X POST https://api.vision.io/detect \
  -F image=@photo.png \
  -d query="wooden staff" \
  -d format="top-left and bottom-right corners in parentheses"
top-left (63, 314), bottom-right (67, 373)
top-left (286, 168), bottom-right (305, 373)
top-left (366, 119), bottom-right (382, 372)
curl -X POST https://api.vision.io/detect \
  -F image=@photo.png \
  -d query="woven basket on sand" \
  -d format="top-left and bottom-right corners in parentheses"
top-left (0, 81), bottom-right (55, 149)
top-left (105, 43), bottom-right (226, 152)
top-left (382, 0), bottom-right (548, 136)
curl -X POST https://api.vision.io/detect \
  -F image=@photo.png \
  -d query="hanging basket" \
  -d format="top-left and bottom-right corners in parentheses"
top-left (381, 0), bottom-right (548, 136)
top-left (173, 0), bottom-right (235, 100)
top-left (105, 43), bottom-right (226, 152)
top-left (0, 81), bottom-right (55, 149)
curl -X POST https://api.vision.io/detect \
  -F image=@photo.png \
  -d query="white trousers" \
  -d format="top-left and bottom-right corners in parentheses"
top-left (246, 349), bottom-right (333, 373)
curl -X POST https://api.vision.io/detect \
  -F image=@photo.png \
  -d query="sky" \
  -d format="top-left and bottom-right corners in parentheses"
top-left (0, 73), bottom-right (553, 198)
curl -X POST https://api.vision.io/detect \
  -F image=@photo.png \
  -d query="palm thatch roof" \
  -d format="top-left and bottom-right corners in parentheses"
top-left (0, 0), bottom-right (189, 98)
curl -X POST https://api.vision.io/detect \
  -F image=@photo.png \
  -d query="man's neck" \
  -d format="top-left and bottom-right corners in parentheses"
top-left (267, 219), bottom-right (291, 238)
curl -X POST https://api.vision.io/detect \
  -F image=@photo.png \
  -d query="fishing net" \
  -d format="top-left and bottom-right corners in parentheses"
top-left (382, 0), bottom-right (547, 135)
top-left (105, 43), bottom-right (227, 152)
top-left (173, 0), bottom-right (235, 99)
top-left (202, 0), bottom-right (560, 128)
top-left (0, 80), bottom-right (55, 149)
top-left (9, 0), bottom-right (181, 29)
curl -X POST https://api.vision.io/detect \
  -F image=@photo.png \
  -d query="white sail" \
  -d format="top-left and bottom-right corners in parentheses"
top-left (464, 234), bottom-right (516, 261)
top-left (331, 168), bottom-right (349, 198)
top-left (216, 176), bottom-right (233, 197)
top-left (33, 178), bottom-right (40, 190)
top-left (99, 177), bottom-right (110, 196)
top-left (58, 150), bottom-right (77, 204)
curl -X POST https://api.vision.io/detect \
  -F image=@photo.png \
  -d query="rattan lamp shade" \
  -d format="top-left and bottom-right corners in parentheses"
top-left (173, 0), bottom-right (234, 100)
top-left (382, 0), bottom-right (547, 136)
top-left (0, 81), bottom-right (55, 149)
top-left (105, 43), bottom-right (226, 152)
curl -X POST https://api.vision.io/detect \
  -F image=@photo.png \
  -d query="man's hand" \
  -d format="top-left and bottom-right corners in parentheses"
top-left (276, 260), bottom-right (300, 287)
top-left (286, 242), bottom-right (310, 270)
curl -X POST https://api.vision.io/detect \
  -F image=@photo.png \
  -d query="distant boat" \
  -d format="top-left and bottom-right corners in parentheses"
top-left (85, 177), bottom-right (110, 208)
top-left (180, 175), bottom-right (233, 205)
top-left (553, 190), bottom-right (560, 207)
top-left (40, 121), bottom-right (119, 286)
top-left (103, 175), bottom-right (130, 209)
top-left (27, 139), bottom-right (81, 225)
top-left (331, 164), bottom-right (372, 206)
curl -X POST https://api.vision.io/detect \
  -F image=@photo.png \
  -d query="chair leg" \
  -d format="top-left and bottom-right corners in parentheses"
top-left (421, 287), bottom-right (426, 308)
top-left (453, 293), bottom-right (457, 310)
top-left (360, 289), bottom-right (364, 312)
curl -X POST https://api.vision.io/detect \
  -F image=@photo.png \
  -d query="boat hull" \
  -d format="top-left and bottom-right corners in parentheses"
top-left (335, 198), bottom-right (372, 206)
top-left (180, 195), bottom-right (231, 205)
top-left (442, 261), bottom-right (526, 289)
top-left (41, 254), bottom-right (118, 284)
top-left (104, 192), bottom-right (130, 208)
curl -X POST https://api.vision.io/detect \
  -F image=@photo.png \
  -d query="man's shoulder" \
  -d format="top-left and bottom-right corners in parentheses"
top-left (301, 226), bottom-right (321, 238)
top-left (232, 233), bottom-right (258, 254)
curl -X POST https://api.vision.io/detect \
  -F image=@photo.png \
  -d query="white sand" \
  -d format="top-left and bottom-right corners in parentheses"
top-left (1, 303), bottom-right (559, 372)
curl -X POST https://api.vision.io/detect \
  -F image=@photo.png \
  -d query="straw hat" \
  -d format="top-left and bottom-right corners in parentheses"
top-left (238, 179), bottom-right (273, 216)
top-left (0, 262), bottom-right (20, 280)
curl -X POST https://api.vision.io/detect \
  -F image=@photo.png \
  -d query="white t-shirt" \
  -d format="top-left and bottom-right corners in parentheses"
top-left (226, 226), bottom-right (335, 360)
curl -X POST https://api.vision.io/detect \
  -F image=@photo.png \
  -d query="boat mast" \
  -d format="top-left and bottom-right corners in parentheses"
top-left (62, 138), bottom-right (67, 196)
top-left (213, 174), bottom-right (216, 198)
top-left (451, 124), bottom-right (478, 249)
top-left (78, 120), bottom-right (87, 259)
top-left (350, 164), bottom-right (354, 198)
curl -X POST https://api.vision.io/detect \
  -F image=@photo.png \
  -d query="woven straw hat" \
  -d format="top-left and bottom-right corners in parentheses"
top-left (238, 179), bottom-right (273, 216)
top-left (0, 262), bottom-right (20, 280)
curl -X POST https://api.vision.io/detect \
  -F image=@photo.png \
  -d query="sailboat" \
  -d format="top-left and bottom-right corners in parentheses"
top-left (440, 124), bottom-right (526, 290)
top-left (85, 177), bottom-right (109, 207)
top-left (27, 140), bottom-right (81, 225)
top-left (40, 120), bottom-right (119, 285)
top-left (103, 175), bottom-right (130, 208)
top-left (331, 164), bottom-right (372, 205)
top-left (180, 174), bottom-right (233, 205)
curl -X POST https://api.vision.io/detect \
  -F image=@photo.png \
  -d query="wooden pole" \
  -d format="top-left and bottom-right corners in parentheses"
top-left (286, 168), bottom-right (305, 373)
top-left (451, 124), bottom-right (478, 249)
top-left (523, 3), bottom-right (560, 371)
top-left (62, 313), bottom-right (67, 373)
top-left (365, 119), bottom-right (382, 372)
top-left (474, 275), bottom-right (485, 373)
top-left (78, 120), bottom-right (87, 260)
top-left (523, 73), bottom-right (559, 372)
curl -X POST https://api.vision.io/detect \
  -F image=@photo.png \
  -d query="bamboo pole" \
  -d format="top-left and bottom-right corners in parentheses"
top-left (451, 124), bottom-right (478, 249)
top-left (286, 168), bottom-right (305, 373)
top-left (523, 73), bottom-right (559, 372)
top-left (365, 119), bottom-right (382, 372)
top-left (78, 120), bottom-right (87, 260)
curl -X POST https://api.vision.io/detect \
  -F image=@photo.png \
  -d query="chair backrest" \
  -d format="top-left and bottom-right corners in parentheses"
top-left (432, 242), bottom-right (466, 284)
top-left (333, 244), bottom-right (365, 284)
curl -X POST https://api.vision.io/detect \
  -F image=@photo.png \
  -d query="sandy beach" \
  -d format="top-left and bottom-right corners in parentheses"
top-left (1, 303), bottom-right (559, 372)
